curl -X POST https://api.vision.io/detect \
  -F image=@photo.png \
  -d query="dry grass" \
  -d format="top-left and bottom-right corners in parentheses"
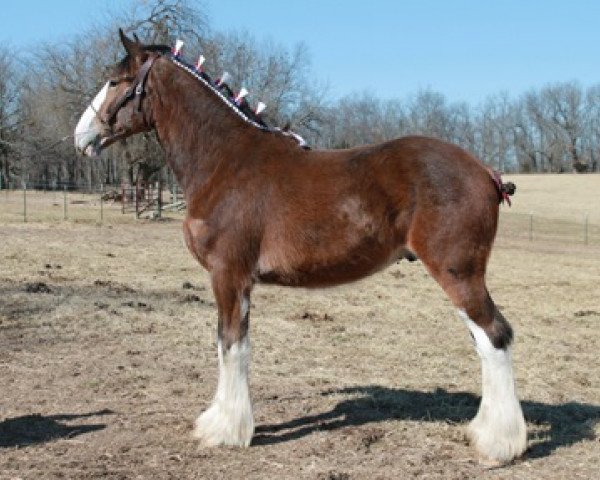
top-left (503, 174), bottom-right (600, 220)
top-left (1, 176), bottom-right (599, 479)
top-left (499, 174), bottom-right (600, 246)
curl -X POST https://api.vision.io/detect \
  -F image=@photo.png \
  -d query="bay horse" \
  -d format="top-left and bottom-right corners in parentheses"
top-left (74, 30), bottom-right (527, 464)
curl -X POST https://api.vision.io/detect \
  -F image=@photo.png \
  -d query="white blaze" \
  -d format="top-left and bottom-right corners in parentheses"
top-left (74, 82), bottom-right (109, 154)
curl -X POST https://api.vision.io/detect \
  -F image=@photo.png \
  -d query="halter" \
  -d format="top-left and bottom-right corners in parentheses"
top-left (104, 54), bottom-right (158, 124)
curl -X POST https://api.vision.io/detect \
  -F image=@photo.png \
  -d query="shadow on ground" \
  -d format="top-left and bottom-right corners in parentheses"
top-left (0, 410), bottom-right (114, 448)
top-left (254, 386), bottom-right (600, 459)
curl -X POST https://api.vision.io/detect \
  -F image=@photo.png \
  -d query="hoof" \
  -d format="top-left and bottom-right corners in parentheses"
top-left (467, 413), bottom-right (527, 464)
top-left (193, 403), bottom-right (254, 447)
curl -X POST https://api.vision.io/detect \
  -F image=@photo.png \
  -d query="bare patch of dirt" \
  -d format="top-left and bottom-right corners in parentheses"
top-left (182, 281), bottom-right (205, 291)
top-left (93, 279), bottom-right (136, 294)
top-left (24, 281), bottom-right (53, 294)
top-left (295, 311), bottom-right (335, 322)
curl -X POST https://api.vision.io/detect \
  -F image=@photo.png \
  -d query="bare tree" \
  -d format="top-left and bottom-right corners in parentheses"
top-left (123, 0), bottom-right (208, 45)
top-left (319, 92), bottom-right (406, 148)
top-left (0, 47), bottom-right (21, 187)
top-left (7, 0), bottom-right (600, 185)
top-left (11, 0), bottom-right (330, 189)
top-left (520, 83), bottom-right (586, 172)
top-left (202, 30), bottom-right (328, 137)
top-left (584, 84), bottom-right (600, 172)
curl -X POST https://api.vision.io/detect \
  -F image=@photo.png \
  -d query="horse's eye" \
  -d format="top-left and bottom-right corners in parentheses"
top-left (108, 80), bottom-right (118, 88)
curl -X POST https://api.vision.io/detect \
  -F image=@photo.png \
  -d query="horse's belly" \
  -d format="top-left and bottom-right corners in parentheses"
top-left (256, 239), bottom-right (408, 288)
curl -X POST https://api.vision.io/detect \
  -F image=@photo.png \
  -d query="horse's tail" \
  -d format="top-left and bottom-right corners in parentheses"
top-left (489, 170), bottom-right (515, 206)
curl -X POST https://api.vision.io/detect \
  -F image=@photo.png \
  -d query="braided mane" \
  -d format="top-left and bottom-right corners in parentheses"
top-left (167, 54), bottom-right (269, 131)
top-left (132, 42), bottom-right (309, 148)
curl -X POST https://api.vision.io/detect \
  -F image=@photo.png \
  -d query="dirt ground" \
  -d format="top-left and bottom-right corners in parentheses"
top-left (1, 189), bottom-right (599, 479)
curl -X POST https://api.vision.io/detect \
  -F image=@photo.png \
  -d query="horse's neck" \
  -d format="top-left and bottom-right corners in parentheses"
top-left (150, 60), bottom-right (260, 197)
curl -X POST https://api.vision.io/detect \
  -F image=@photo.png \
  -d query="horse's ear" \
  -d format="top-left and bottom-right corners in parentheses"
top-left (119, 28), bottom-right (140, 56)
top-left (133, 33), bottom-right (141, 44)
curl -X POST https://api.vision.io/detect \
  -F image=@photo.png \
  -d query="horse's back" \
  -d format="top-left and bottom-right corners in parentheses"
top-left (255, 135), bottom-right (499, 287)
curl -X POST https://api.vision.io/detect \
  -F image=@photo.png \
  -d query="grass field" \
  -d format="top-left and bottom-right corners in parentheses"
top-left (1, 175), bottom-right (599, 479)
top-left (503, 174), bottom-right (599, 220)
top-left (500, 174), bottom-right (600, 246)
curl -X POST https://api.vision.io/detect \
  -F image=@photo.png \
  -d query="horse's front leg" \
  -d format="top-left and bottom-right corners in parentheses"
top-left (193, 270), bottom-right (254, 447)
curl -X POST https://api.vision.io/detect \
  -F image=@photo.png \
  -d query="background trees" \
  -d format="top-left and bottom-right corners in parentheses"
top-left (0, 48), bottom-right (21, 188)
top-left (2, 0), bottom-right (599, 191)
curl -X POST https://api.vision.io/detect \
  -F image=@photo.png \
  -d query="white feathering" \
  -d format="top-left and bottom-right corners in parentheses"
top-left (173, 39), bottom-right (184, 56)
top-left (255, 102), bottom-right (266, 115)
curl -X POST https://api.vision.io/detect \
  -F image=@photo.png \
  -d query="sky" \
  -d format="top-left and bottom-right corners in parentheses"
top-left (3, 0), bottom-right (600, 105)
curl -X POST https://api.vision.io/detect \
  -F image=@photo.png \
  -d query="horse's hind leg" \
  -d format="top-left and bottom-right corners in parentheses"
top-left (423, 259), bottom-right (527, 463)
top-left (457, 288), bottom-right (526, 464)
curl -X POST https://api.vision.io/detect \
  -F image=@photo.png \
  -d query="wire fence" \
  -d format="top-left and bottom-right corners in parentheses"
top-left (1, 185), bottom-right (599, 246)
top-left (499, 211), bottom-right (599, 246)
top-left (0, 183), bottom-right (185, 225)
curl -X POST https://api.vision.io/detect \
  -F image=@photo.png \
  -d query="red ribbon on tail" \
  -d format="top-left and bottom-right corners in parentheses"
top-left (490, 170), bottom-right (512, 207)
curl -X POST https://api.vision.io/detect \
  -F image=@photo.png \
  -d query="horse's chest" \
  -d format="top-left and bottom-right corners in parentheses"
top-left (182, 217), bottom-right (220, 270)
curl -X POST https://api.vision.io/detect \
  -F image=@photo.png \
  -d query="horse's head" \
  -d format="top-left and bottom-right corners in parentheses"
top-left (74, 30), bottom-right (167, 156)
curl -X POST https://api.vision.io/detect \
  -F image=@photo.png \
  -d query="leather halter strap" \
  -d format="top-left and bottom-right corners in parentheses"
top-left (104, 55), bottom-right (158, 123)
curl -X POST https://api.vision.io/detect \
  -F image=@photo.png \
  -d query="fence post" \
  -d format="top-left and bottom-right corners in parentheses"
top-left (156, 180), bottom-right (162, 218)
top-left (529, 213), bottom-right (533, 241)
top-left (23, 182), bottom-right (27, 223)
top-left (63, 185), bottom-right (68, 220)
top-left (100, 183), bottom-right (104, 224)
top-left (135, 177), bottom-right (140, 218)
top-left (584, 213), bottom-right (589, 246)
